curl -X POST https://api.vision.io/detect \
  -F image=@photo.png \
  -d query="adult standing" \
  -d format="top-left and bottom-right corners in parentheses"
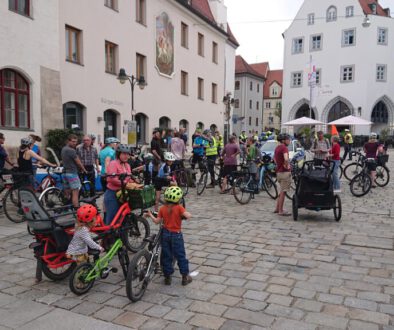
top-left (342, 129), bottom-right (353, 162)
top-left (151, 128), bottom-right (164, 179)
top-left (61, 134), bottom-right (87, 208)
top-left (204, 130), bottom-right (218, 188)
top-left (0, 133), bottom-right (14, 171)
top-left (191, 129), bottom-right (208, 171)
top-left (329, 135), bottom-right (341, 193)
top-left (363, 132), bottom-right (384, 187)
top-left (312, 131), bottom-right (330, 165)
top-left (99, 137), bottom-right (119, 191)
top-left (239, 130), bottom-right (247, 160)
top-left (29, 134), bottom-right (42, 178)
top-left (179, 127), bottom-right (188, 146)
top-left (170, 131), bottom-right (186, 169)
top-left (77, 135), bottom-right (100, 196)
top-left (220, 136), bottom-right (240, 194)
top-left (274, 133), bottom-right (292, 216)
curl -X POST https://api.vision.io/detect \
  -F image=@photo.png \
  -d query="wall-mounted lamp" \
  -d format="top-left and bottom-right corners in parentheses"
top-left (362, 15), bottom-right (371, 28)
top-left (358, 107), bottom-right (362, 116)
top-left (97, 116), bottom-right (103, 122)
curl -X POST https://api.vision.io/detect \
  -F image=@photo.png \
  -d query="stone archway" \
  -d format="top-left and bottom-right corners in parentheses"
top-left (322, 96), bottom-right (354, 123)
top-left (288, 98), bottom-right (318, 121)
top-left (370, 95), bottom-right (394, 133)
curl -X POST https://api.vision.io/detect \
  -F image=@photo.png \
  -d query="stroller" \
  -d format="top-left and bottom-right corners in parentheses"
top-left (292, 160), bottom-right (342, 222)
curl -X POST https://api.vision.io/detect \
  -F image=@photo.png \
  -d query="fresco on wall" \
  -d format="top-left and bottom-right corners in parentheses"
top-left (156, 12), bottom-right (174, 77)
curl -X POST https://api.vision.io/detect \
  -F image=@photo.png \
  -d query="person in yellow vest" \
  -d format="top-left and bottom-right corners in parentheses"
top-left (215, 130), bottom-right (224, 155)
top-left (204, 129), bottom-right (218, 188)
top-left (342, 129), bottom-right (354, 162)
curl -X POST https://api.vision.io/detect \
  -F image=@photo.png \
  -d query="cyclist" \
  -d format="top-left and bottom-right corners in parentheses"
top-left (329, 135), bottom-right (341, 193)
top-left (170, 131), bottom-right (186, 170)
top-left (77, 135), bottom-right (100, 197)
top-left (215, 131), bottom-right (224, 156)
top-left (144, 186), bottom-right (192, 286)
top-left (363, 132), bottom-right (384, 187)
top-left (342, 129), bottom-right (353, 162)
top-left (151, 128), bottom-right (164, 180)
top-left (204, 130), bottom-right (218, 188)
top-left (191, 129), bottom-right (209, 172)
top-left (246, 137), bottom-right (258, 186)
top-left (142, 153), bottom-right (154, 185)
top-left (239, 130), bottom-right (247, 160)
top-left (0, 133), bottom-right (15, 171)
top-left (99, 137), bottom-right (120, 192)
top-left (29, 134), bottom-right (42, 178)
top-left (220, 135), bottom-right (240, 194)
top-left (274, 133), bottom-right (291, 216)
top-left (154, 152), bottom-right (177, 212)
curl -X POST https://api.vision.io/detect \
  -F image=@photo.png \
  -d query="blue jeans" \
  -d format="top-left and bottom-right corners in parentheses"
top-left (332, 160), bottom-right (341, 190)
top-left (104, 189), bottom-right (120, 225)
top-left (161, 229), bottom-right (189, 276)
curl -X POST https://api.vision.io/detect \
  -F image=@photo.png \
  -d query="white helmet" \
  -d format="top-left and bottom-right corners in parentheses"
top-left (164, 152), bottom-right (176, 161)
top-left (370, 132), bottom-right (377, 139)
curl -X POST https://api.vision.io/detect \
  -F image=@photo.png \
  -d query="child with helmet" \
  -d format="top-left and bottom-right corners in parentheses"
top-left (66, 204), bottom-right (104, 263)
top-left (145, 186), bottom-right (192, 286)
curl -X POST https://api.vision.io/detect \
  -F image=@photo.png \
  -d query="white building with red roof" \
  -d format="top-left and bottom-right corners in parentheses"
top-left (282, 0), bottom-right (393, 135)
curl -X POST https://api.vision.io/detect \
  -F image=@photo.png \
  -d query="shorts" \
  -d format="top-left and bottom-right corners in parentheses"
top-left (277, 171), bottom-right (292, 193)
top-left (62, 173), bottom-right (81, 190)
top-left (154, 177), bottom-right (170, 191)
top-left (366, 159), bottom-right (377, 172)
top-left (66, 253), bottom-right (88, 264)
top-left (223, 165), bottom-right (237, 178)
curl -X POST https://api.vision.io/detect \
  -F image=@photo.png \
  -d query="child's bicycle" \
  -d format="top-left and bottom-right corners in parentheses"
top-left (69, 228), bottom-right (130, 295)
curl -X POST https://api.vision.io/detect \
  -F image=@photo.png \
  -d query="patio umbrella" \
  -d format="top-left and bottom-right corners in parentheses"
top-left (282, 117), bottom-right (323, 126)
top-left (327, 115), bottom-right (372, 126)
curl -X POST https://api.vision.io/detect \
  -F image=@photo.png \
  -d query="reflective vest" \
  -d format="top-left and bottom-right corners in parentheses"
top-left (345, 133), bottom-right (353, 144)
top-left (206, 137), bottom-right (218, 156)
top-left (239, 134), bottom-right (247, 143)
top-left (217, 135), bottom-right (224, 148)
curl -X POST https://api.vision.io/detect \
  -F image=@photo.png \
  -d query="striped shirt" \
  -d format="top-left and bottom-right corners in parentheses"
top-left (76, 145), bottom-right (98, 167)
top-left (66, 226), bottom-right (102, 256)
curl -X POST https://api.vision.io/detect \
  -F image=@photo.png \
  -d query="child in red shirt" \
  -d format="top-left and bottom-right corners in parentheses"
top-left (145, 186), bottom-right (192, 286)
top-left (329, 135), bottom-right (341, 192)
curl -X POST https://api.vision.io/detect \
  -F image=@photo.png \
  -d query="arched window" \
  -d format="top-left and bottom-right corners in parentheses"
top-left (0, 69), bottom-right (30, 128)
top-left (328, 101), bottom-right (351, 122)
top-left (326, 6), bottom-right (337, 22)
top-left (295, 104), bottom-right (315, 119)
top-left (159, 116), bottom-right (171, 129)
top-left (63, 102), bottom-right (84, 130)
top-left (371, 102), bottom-right (388, 123)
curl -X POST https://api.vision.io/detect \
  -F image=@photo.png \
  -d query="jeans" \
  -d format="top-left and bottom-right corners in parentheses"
top-left (104, 189), bottom-right (120, 225)
top-left (332, 160), bottom-right (341, 190)
top-left (206, 155), bottom-right (217, 184)
top-left (343, 144), bottom-right (353, 161)
top-left (161, 229), bottom-right (189, 276)
top-left (79, 165), bottom-right (96, 196)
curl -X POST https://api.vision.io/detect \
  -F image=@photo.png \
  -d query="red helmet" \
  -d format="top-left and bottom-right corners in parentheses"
top-left (76, 204), bottom-right (98, 223)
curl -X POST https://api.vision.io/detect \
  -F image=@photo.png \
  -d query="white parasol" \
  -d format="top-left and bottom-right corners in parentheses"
top-left (283, 116), bottom-right (323, 126)
top-left (327, 115), bottom-right (372, 126)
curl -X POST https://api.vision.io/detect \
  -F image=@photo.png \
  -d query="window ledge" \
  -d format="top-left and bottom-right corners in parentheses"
top-left (0, 126), bottom-right (33, 132)
top-left (104, 5), bottom-right (119, 12)
top-left (8, 9), bottom-right (33, 20)
top-left (198, 97), bottom-right (204, 101)
top-left (181, 93), bottom-right (189, 96)
top-left (136, 20), bottom-right (147, 27)
top-left (105, 71), bottom-right (118, 76)
top-left (66, 59), bottom-right (84, 67)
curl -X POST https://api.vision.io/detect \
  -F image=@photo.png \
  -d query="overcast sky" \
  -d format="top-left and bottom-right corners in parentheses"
top-left (225, 0), bottom-right (394, 70)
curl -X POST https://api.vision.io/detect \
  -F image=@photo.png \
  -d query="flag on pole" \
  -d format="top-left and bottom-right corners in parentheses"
top-left (308, 59), bottom-right (318, 108)
top-left (331, 125), bottom-right (339, 136)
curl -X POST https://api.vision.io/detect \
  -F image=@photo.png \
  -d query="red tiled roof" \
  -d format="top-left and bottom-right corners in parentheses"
top-left (227, 24), bottom-right (240, 47)
top-left (191, 0), bottom-right (216, 23)
top-left (358, 0), bottom-right (390, 17)
top-left (263, 70), bottom-right (283, 99)
top-left (250, 62), bottom-right (270, 79)
top-left (235, 55), bottom-right (265, 79)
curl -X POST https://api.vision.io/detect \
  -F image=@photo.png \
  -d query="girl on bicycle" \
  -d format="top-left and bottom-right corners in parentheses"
top-left (66, 204), bottom-right (104, 263)
top-left (145, 186), bottom-right (192, 286)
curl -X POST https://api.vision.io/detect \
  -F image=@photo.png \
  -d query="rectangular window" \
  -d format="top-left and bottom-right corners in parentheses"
top-left (378, 28), bottom-right (388, 45)
top-left (8, 0), bottom-right (30, 16)
top-left (234, 99), bottom-right (239, 108)
top-left (181, 71), bottom-right (188, 95)
top-left (211, 83), bottom-right (217, 103)
top-left (136, 0), bottom-right (146, 25)
top-left (311, 34), bottom-right (322, 51)
top-left (257, 84), bottom-right (260, 93)
top-left (271, 87), bottom-right (278, 97)
top-left (250, 82), bottom-right (253, 91)
top-left (342, 29), bottom-right (356, 46)
top-left (256, 101), bottom-right (259, 110)
top-left (105, 41), bottom-right (118, 74)
top-left (341, 65), bottom-right (354, 83)
top-left (376, 64), bottom-right (387, 82)
top-left (104, 0), bottom-right (117, 11)
top-left (291, 72), bottom-right (303, 87)
top-left (198, 33), bottom-right (204, 56)
top-left (136, 53), bottom-right (146, 80)
top-left (308, 13), bottom-right (315, 25)
top-left (181, 22), bottom-right (189, 48)
top-left (256, 118), bottom-right (258, 126)
top-left (249, 100), bottom-right (252, 109)
top-left (292, 38), bottom-right (304, 54)
top-left (198, 78), bottom-right (204, 100)
top-left (212, 42), bottom-right (218, 64)
top-left (65, 25), bottom-right (82, 64)
top-left (266, 102), bottom-right (271, 108)
top-left (249, 117), bottom-right (252, 126)
top-left (316, 69), bottom-right (321, 85)
top-left (346, 6), bottom-right (354, 17)
top-left (235, 81), bottom-right (240, 90)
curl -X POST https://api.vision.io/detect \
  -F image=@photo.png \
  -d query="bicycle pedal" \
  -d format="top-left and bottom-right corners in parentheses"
top-left (100, 267), bottom-right (112, 279)
top-left (111, 267), bottom-right (118, 274)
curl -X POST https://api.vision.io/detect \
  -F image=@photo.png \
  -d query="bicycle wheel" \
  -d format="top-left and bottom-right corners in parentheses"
top-left (350, 173), bottom-right (372, 197)
top-left (263, 174), bottom-right (278, 200)
top-left (69, 263), bottom-right (95, 295)
top-left (126, 249), bottom-right (151, 302)
top-left (39, 187), bottom-right (67, 209)
top-left (233, 177), bottom-right (252, 205)
top-left (375, 165), bottom-right (390, 187)
top-left (292, 195), bottom-right (298, 221)
top-left (344, 162), bottom-right (362, 181)
top-left (338, 165), bottom-right (343, 180)
top-left (3, 188), bottom-right (25, 223)
top-left (175, 170), bottom-right (189, 196)
top-left (196, 170), bottom-right (208, 195)
top-left (285, 182), bottom-right (296, 200)
top-left (333, 195), bottom-right (342, 221)
top-left (121, 215), bottom-right (150, 253)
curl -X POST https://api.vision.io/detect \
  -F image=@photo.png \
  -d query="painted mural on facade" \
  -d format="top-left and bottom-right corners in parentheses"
top-left (156, 12), bottom-right (174, 77)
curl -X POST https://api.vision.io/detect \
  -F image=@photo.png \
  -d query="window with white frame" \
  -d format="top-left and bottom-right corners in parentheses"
top-left (342, 29), bottom-right (356, 46)
top-left (326, 6), bottom-right (337, 22)
top-left (235, 81), bottom-right (240, 90)
top-left (136, 0), bottom-right (146, 25)
top-left (346, 6), bottom-right (354, 17)
top-left (266, 101), bottom-right (271, 108)
top-left (249, 100), bottom-right (252, 109)
top-left (308, 13), bottom-right (315, 25)
top-left (271, 86), bottom-right (279, 97)
top-left (311, 34), bottom-right (322, 51)
top-left (341, 65), bottom-right (354, 83)
top-left (292, 38), bottom-right (304, 54)
top-left (234, 99), bottom-right (239, 108)
top-left (291, 72), bottom-right (303, 87)
top-left (104, 0), bottom-right (117, 11)
top-left (376, 64), bottom-right (387, 81)
top-left (378, 28), bottom-right (388, 45)
top-left (256, 101), bottom-right (259, 110)
top-left (316, 69), bottom-right (321, 85)
top-left (249, 81), bottom-right (253, 91)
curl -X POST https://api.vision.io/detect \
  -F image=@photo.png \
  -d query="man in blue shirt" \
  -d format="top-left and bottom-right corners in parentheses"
top-left (99, 137), bottom-right (119, 191)
top-left (191, 129), bottom-right (209, 171)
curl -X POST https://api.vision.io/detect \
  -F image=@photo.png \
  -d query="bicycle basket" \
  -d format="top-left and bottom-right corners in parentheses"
top-left (377, 154), bottom-right (389, 166)
top-left (127, 185), bottom-right (155, 209)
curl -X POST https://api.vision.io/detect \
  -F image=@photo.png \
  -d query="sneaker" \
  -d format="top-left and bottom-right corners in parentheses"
top-left (164, 276), bottom-right (171, 285)
top-left (182, 275), bottom-right (192, 286)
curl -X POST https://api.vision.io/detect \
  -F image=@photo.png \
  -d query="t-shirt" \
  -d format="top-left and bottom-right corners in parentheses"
top-left (158, 163), bottom-right (171, 178)
top-left (159, 204), bottom-right (186, 233)
top-left (0, 145), bottom-right (8, 171)
top-left (99, 147), bottom-right (116, 174)
top-left (193, 136), bottom-right (208, 156)
top-left (223, 143), bottom-right (240, 166)
top-left (364, 142), bottom-right (380, 159)
top-left (274, 144), bottom-right (290, 173)
top-left (150, 138), bottom-right (163, 160)
top-left (330, 143), bottom-right (341, 161)
top-left (170, 137), bottom-right (186, 160)
top-left (246, 144), bottom-right (257, 161)
top-left (31, 144), bottom-right (40, 164)
top-left (61, 145), bottom-right (78, 174)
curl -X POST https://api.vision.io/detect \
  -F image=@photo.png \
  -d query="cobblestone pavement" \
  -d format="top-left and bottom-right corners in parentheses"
top-left (0, 153), bottom-right (394, 329)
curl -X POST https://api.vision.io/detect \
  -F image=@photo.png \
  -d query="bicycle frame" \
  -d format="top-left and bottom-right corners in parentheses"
top-left (143, 227), bottom-right (163, 282)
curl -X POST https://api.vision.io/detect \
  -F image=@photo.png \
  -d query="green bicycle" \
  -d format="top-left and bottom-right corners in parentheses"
top-left (69, 231), bottom-right (130, 295)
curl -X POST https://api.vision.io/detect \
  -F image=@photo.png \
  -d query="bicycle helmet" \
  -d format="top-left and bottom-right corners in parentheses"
top-left (105, 137), bottom-right (120, 144)
top-left (117, 144), bottom-right (131, 154)
top-left (370, 132), bottom-right (377, 139)
top-left (76, 204), bottom-right (98, 223)
top-left (164, 186), bottom-right (183, 204)
top-left (143, 153), bottom-right (154, 161)
top-left (21, 137), bottom-right (33, 146)
top-left (277, 133), bottom-right (290, 142)
top-left (203, 129), bottom-right (211, 135)
top-left (164, 152), bottom-right (176, 161)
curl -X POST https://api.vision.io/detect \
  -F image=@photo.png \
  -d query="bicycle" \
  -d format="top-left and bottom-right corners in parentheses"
top-left (69, 228), bottom-right (130, 295)
top-left (232, 165), bottom-right (258, 205)
top-left (257, 155), bottom-right (278, 199)
top-left (343, 150), bottom-right (365, 181)
top-left (192, 156), bottom-right (209, 195)
top-left (349, 155), bottom-right (374, 197)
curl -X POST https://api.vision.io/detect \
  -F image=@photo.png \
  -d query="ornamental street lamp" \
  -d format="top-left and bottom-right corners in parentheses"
top-left (117, 68), bottom-right (146, 146)
top-left (223, 93), bottom-right (235, 143)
